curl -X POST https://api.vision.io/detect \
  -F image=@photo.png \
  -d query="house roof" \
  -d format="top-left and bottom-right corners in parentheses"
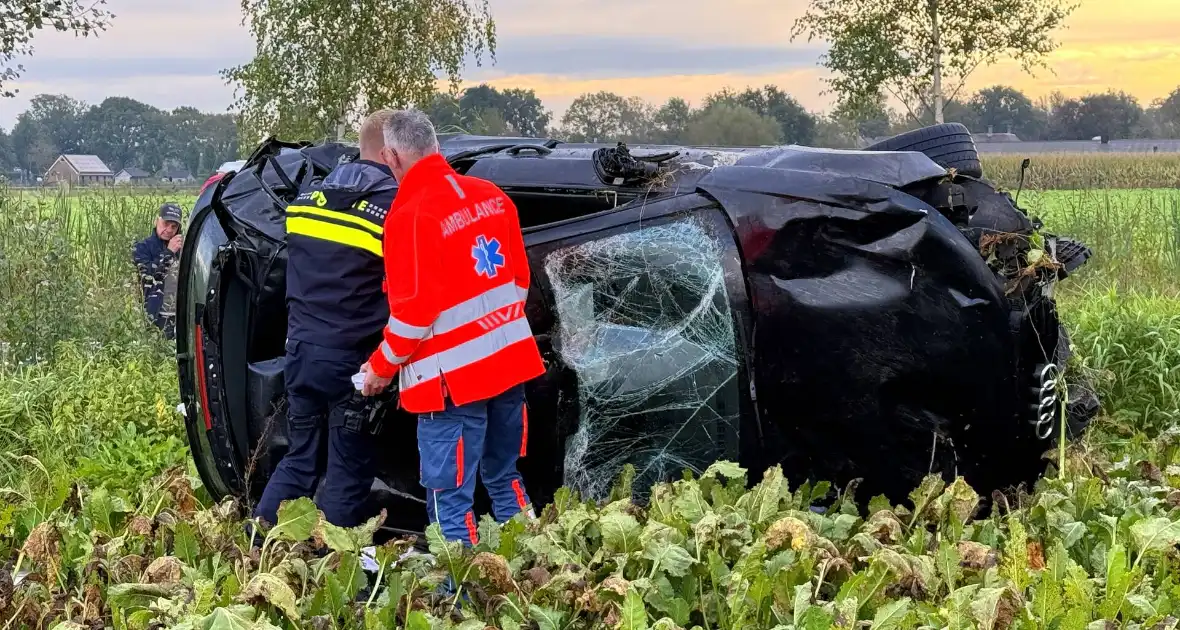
top-left (116, 167), bottom-right (151, 178)
top-left (52, 154), bottom-right (113, 176)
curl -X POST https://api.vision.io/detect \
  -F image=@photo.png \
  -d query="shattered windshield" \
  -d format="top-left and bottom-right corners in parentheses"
top-left (543, 217), bottom-right (741, 501)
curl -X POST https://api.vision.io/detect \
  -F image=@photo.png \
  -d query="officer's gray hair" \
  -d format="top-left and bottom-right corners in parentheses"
top-left (383, 109), bottom-right (439, 158)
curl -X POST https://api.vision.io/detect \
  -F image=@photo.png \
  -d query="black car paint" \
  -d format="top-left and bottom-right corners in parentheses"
top-left (176, 135), bottom-right (1082, 532)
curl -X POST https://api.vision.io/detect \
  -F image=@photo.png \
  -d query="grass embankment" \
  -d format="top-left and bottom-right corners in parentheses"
top-left (0, 166), bottom-right (1179, 628)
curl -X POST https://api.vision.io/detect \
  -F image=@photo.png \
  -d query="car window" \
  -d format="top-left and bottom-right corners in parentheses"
top-left (539, 213), bottom-right (742, 501)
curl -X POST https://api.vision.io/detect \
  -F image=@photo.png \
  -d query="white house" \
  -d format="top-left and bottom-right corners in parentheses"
top-left (114, 167), bottom-right (152, 185)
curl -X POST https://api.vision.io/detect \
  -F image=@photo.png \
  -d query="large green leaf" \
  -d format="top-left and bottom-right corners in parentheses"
top-left (1099, 544), bottom-right (1132, 620)
top-left (702, 460), bottom-right (747, 481)
top-left (619, 588), bottom-right (649, 630)
top-left (106, 582), bottom-right (184, 610)
top-left (969, 587), bottom-right (1008, 630)
top-left (530, 605), bottom-right (567, 630)
top-left (871, 597), bottom-right (911, 630)
top-left (266, 497), bottom-right (320, 543)
top-left (601, 512), bottom-right (642, 555)
top-left (314, 511), bottom-right (385, 553)
top-left (240, 573), bottom-right (300, 621)
top-left (642, 537), bottom-right (696, 578)
top-left (188, 606), bottom-right (280, 630)
top-left (404, 610), bottom-right (433, 630)
top-left (1130, 517), bottom-right (1180, 554)
top-left (173, 521), bottom-right (200, 566)
top-left (907, 475), bottom-right (946, 527)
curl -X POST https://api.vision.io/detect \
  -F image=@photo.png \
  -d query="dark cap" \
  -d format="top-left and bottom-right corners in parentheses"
top-left (158, 202), bottom-right (183, 224)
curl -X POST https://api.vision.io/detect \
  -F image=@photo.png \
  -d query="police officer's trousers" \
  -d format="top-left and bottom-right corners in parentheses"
top-left (255, 339), bottom-right (382, 528)
top-left (418, 383), bottom-right (533, 545)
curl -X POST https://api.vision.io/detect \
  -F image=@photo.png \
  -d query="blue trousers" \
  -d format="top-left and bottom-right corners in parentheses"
top-left (255, 339), bottom-right (381, 528)
top-left (418, 384), bottom-right (533, 545)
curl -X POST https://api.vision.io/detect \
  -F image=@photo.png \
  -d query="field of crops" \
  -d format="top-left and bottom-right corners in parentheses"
top-left (2, 153), bottom-right (1180, 629)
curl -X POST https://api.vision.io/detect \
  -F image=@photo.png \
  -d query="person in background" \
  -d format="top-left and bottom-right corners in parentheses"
top-left (132, 202), bottom-right (184, 338)
top-left (359, 109), bottom-right (544, 546)
top-left (252, 109), bottom-right (398, 529)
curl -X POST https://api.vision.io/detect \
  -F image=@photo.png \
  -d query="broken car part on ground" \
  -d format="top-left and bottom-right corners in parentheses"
top-left (175, 123), bottom-right (1096, 536)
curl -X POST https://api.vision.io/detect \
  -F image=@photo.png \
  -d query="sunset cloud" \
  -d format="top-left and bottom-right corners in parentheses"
top-left (0, 0), bottom-right (1173, 129)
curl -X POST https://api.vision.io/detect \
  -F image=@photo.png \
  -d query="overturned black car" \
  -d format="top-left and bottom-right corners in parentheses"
top-left (177, 123), bottom-right (1096, 533)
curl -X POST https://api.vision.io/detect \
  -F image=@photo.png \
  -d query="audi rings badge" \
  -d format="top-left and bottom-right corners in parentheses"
top-left (1030, 363), bottom-right (1060, 440)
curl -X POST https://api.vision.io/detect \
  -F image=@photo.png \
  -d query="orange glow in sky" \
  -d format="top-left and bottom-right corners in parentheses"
top-left (472, 0), bottom-right (1180, 115)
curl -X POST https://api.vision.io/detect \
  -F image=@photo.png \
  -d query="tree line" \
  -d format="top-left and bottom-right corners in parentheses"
top-left (0, 94), bottom-right (239, 179)
top-left (3, 82), bottom-right (1178, 180)
top-left (429, 83), bottom-right (1180, 148)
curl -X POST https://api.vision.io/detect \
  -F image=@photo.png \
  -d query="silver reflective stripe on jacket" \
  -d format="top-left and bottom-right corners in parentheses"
top-left (400, 317), bottom-right (533, 390)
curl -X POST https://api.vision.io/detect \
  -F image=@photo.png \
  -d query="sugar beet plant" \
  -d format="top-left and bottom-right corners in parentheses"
top-left (8, 439), bottom-right (1180, 630)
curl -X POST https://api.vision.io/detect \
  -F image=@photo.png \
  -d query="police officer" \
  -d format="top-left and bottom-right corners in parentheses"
top-left (254, 110), bottom-right (397, 528)
top-left (359, 109), bottom-right (545, 546)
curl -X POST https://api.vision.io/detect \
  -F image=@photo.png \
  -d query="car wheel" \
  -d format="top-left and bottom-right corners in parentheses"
top-left (865, 123), bottom-right (983, 178)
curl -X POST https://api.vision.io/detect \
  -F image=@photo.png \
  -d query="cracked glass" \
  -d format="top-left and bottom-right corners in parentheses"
top-left (543, 217), bottom-right (741, 501)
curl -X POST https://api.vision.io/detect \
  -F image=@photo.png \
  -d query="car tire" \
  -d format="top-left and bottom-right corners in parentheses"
top-left (865, 123), bottom-right (983, 178)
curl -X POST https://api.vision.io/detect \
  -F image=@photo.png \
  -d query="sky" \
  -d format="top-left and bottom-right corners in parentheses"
top-left (0, 0), bottom-right (1176, 130)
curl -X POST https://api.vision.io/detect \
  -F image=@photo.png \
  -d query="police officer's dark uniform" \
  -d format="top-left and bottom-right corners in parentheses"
top-left (254, 156), bottom-right (396, 528)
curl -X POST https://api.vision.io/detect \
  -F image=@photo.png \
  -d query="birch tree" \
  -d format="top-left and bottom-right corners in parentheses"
top-left (792, 0), bottom-right (1076, 125)
top-left (0, 1), bottom-right (113, 98)
top-left (223, 0), bottom-right (496, 143)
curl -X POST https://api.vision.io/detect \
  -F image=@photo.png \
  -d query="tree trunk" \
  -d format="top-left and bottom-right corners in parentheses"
top-left (929, 0), bottom-right (944, 125)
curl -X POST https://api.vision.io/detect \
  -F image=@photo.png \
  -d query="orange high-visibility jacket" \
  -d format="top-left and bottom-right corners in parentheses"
top-left (367, 152), bottom-right (545, 413)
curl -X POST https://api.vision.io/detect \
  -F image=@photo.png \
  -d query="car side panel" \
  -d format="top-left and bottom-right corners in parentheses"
top-left (699, 169), bottom-right (1026, 502)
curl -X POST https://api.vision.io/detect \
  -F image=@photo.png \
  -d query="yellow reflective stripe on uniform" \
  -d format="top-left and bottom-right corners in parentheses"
top-left (287, 216), bottom-right (383, 257)
top-left (287, 205), bottom-right (383, 235)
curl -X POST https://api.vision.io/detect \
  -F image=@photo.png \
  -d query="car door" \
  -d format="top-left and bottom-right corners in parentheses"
top-left (513, 192), bottom-right (756, 508)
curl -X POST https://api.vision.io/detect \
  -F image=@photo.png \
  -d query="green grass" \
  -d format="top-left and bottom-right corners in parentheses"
top-left (0, 186), bottom-right (187, 367)
top-left (1024, 189), bottom-right (1180, 296)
